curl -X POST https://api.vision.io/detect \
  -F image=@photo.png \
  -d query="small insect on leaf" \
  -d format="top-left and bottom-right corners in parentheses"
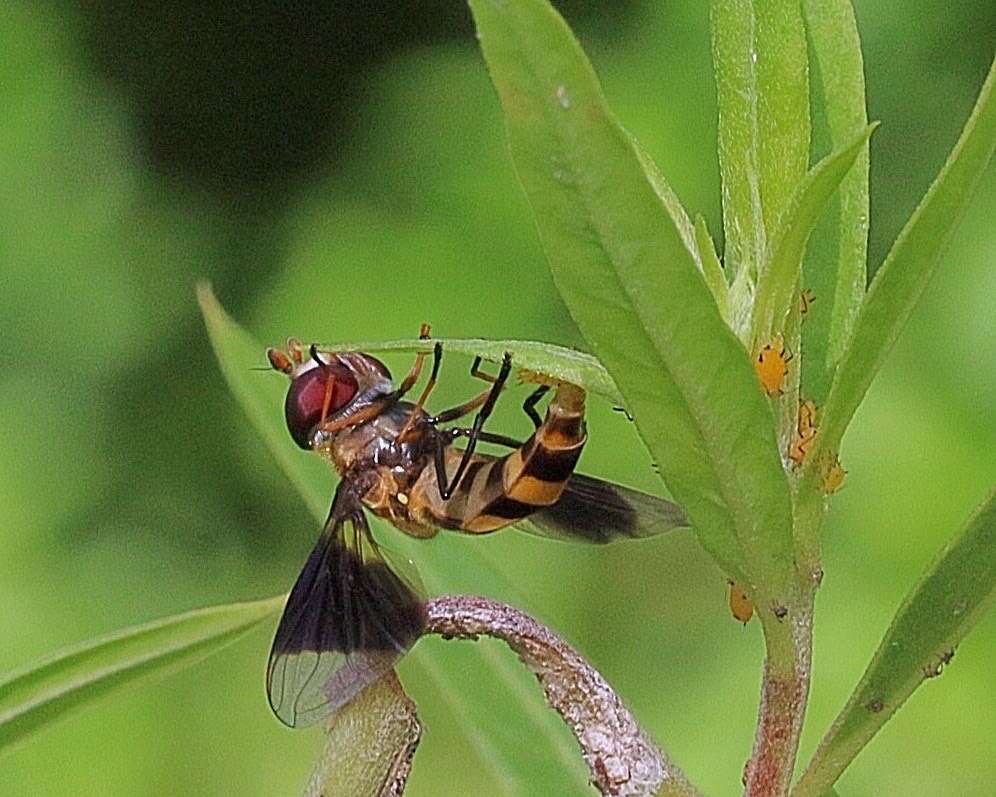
top-left (754, 340), bottom-right (792, 397)
top-left (787, 399), bottom-right (818, 467)
top-left (799, 288), bottom-right (816, 316)
top-left (727, 579), bottom-right (754, 625)
top-left (822, 454), bottom-right (847, 495)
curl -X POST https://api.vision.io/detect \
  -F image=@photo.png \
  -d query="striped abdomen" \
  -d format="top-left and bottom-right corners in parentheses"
top-left (413, 383), bottom-right (587, 533)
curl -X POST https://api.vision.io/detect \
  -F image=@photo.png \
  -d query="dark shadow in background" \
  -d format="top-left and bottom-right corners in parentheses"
top-left (64, 0), bottom-right (639, 559)
top-left (78, 0), bottom-right (639, 200)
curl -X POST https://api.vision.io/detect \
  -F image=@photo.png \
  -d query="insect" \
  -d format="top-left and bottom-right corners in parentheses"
top-left (754, 340), bottom-right (792, 397)
top-left (727, 579), bottom-right (754, 625)
top-left (799, 288), bottom-right (816, 316)
top-left (822, 454), bottom-right (847, 495)
top-left (264, 332), bottom-right (689, 727)
top-left (787, 399), bottom-right (818, 466)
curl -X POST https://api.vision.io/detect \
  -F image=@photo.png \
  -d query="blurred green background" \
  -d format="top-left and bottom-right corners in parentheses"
top-left (1, 1), bottom-right (993, 795)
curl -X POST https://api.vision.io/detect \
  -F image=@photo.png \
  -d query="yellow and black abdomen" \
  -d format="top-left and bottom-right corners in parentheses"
top-left (415, 383), bottom-right (587, 534)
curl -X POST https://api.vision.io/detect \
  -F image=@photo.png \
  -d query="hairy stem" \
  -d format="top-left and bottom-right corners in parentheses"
top-left (425, 595), bottom-right (700, 797)
top-left (744, 601), bottom-right (814, 797)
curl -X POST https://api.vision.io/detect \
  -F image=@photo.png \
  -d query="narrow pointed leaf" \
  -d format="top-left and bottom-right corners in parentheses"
top-left (804, 59), bottom-right (996, 479)
top-left (694, 214), bottom-right (730, 324)
top-left (751, 124), bottom-right (877, 349)
top-left (468, 0), bottom-right (796, 613)
top-left (0, 595), bottom-right (284, 755)
top-left (711, 0), bottom-right (810, 281)
top-left (800, 0), bottom-right (870, 403)
top-left (794, 488), bottom-right (996, 797)
top-left (314, 336), bottom-right (623, 405)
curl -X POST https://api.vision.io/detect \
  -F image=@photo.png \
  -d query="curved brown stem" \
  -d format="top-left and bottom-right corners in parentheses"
top-left (425, 595), bottom-right (700, 797)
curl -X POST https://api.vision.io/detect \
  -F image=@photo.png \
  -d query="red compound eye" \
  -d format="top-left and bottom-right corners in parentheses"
top-left (284, 365), bottom-right (359, 449)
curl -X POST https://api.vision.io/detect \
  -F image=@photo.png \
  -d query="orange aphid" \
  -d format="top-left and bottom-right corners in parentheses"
top-left (754, 341), bottom-right (791, 396)
top-left (822, 455), bottom-right (847, 495)
top-left (799, 289), bottom-right (816, 316)
top-left (788, 399), bottom-right (818, 466)
top-left (728, 580), bottom-right (754, 625)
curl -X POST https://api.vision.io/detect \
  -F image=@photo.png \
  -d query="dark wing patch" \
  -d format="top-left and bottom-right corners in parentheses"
top-left (267, 487), bottom-right (426, 728)
top-left (516, 473), bottom-right (689, 544)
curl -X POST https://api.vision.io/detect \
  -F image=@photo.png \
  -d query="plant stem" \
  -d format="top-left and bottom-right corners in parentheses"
top-left (745, 600), bottom-right (814, 797)
top-left (426, 595), bottom-right (701, 797)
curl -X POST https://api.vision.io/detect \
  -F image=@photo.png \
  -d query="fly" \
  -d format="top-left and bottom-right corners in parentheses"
top-left (264, 328), bottom-right (688, 727)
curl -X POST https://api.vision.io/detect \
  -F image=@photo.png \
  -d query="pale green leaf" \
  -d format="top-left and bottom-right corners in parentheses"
top-left (804, 58), bottom-right (996, 479)
top-left (800, 0), bottom-right (870, 403)
top-left (0, 595), bottom-right (284, 756)
top-left (315, 336), bottom-right (623, 405)
top-left (468, 0), bottom-right (797, 627)
top-left (694, 214), bottom-right (730, 325)
top-left (711, 0), bottom-right (810, 281)
top-left (751, 123), bottom-right (877, 350)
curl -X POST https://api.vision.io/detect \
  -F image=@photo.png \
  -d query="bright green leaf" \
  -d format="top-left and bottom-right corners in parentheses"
top-left (794, 488), bottom-right (996, 797)
top-left (711, 0), bottom-right (810, 281)
top-left (800, 0), bottom-right (870, 403)
top-left (198, 284), bottom-right (591, 794)
top-left (0, 595), bottom-right (284, 756)
top-left (751, 123), bottom-right (877, 350)
top-left (468, 0), bottom-right (796, 626)
top-left (694, 214), bottom-right (730, 325)
top-left (632, 138), bottom-right (698, 257)
top-left (804, 58), bottom-right (996, 478)
top-left (313, 336), bottom-right (623, 405)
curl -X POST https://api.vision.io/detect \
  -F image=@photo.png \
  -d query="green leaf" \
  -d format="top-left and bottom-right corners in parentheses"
top-left (800, 0), bottom-right (870, 403)
top-left (804, 58), bottom-right (996, 477)
top-left (793, 488), bottom-right (996, 797)
top-left (198, 284), bottom-right (591, 794)
top-left (751, 123), bottom-right (877, 350)
top-left (305, 674), bottom-right (420, 797)
top-left (694, 214), bottom-right (730, 325)
top-left (468, 0), bottom-right (796, 622)
top-left (711, 0), bottom-right (810, 282)
top-left (0, 595), bottom-right (284, 756)
top-left (313, 336), bottom-right (623, 405)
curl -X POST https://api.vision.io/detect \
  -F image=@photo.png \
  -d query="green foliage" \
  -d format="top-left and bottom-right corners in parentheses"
top-left (0, 2), bottom-right (992, 795)
top-left (470, 0), bottom-right (996, 792)
top-left (0, 596), bottom-right (283, 756)
top-left (710, 0), bottom-right (811, 286)
top-left (795, 488), bottom-right (996, 796)
top-left (469, 0), bottom-right (798, 636)
top-left (751, 123), bottom-right (876, 351)
top-left (799, 0), bottom-right (871, 400)
top-left (304, 675), bottom-right (420, 797)
top-left (803, 59), bottom-right (996, 477)
top-left (308, 335), bottom-right (625, 405)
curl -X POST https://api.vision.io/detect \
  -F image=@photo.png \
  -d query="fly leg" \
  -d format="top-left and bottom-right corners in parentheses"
top-left (394, 323), bottom-right (434, 399)
top-left (433, 353), bottom-right (512, 500)
top-left (522, 385), bottom-right (550, 429)
top-left (397, 340), bottom-right (443, 441)
top-left (428, 355), bottom-right (510, 425)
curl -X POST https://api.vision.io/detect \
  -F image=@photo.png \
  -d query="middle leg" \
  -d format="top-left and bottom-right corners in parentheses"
top-left (435, 353), bottom-right (512, 500)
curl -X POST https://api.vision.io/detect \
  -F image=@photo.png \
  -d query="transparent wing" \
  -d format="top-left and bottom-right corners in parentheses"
top-left (516, 473), bottom-right (689, 544)
top-left (266, 485), bottom-right (426, 728)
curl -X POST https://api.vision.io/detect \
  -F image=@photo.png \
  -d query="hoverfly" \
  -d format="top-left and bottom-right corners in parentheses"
top-left (264, 330), bottom-right (688, 727)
